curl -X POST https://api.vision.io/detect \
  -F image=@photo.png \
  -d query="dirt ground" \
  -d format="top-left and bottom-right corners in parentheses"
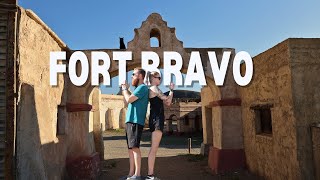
top-left (99, 130), bottom-right (262, 180)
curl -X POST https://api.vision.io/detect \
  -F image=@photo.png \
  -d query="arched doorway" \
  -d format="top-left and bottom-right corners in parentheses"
top-left (166, 114), bottom-right (178, 134)
top-left (88, 87), bottom-right (104, 160)
top-left (105, 109), bottom-right (113, 130)
top-left (119, 108), bottom-right (127, 128)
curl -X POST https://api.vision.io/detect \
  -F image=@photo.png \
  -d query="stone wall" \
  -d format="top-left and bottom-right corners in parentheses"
top-left (240, 39), bottom-right (300, 179)
top-left (16, 8), bottom-right (69, 179)
top-left (289, 38), bottom-right (320, 179)
top-left (311, 125), bottom-right (320, 180)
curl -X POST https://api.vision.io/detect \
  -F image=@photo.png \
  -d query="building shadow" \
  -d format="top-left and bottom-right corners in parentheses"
top-left (17, 83), bottom-right (47, 179)
top-left (17, 83), bottom-right (100, 179)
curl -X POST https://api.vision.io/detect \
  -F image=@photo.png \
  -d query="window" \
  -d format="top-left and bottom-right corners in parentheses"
top-left (251, 104), bottom-right (273, 135)
top-left (150, 28), bottom-right (161, 47)
top-left (150, 37), bottom-right (159, 47)
top-left (184, 115), bottom-right (189, 126)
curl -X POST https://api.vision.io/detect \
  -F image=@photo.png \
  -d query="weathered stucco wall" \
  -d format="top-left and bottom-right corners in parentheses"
top-left (17, 8), bottom-right (69, 179)
top-left (289, 38), bottom-right (320, 180)
top-left (16, 8), bottom-right (105, 179)
top-left (240, 40), bottom-right (300, 179)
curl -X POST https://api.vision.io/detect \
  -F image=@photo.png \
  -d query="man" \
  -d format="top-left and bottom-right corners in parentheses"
top-left (121, 68), bottom-right (149, 180)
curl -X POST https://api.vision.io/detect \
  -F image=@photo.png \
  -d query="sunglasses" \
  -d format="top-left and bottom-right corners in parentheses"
top-left (154, 76), bottom-right (161, 80)
top-left (132, 73), bottom-right (139, 77)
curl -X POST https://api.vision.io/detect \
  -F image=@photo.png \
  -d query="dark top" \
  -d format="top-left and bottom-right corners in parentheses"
top-left (149, 96), bottom-right (164, 122)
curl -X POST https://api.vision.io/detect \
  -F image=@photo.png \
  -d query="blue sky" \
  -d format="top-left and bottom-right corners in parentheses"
top-left (19, 1), bottom-right (320, 94)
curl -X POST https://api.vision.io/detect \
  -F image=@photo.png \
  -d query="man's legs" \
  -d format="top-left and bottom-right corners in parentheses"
top-left (126, 122), bottom-right (143, 178)
top-left (128, 149), bottom-right (135, 176)
top-left (132, 147), bottom-right (142, 176)
top-left (147, 130), bottom-right (162, 175)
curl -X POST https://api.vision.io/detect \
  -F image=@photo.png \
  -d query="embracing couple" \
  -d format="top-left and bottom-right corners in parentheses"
top-left (121, 67), bottom-right (174, 180)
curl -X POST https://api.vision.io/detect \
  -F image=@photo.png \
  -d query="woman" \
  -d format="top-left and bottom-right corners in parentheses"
top-left (146, 71), bottom-right (174, 180)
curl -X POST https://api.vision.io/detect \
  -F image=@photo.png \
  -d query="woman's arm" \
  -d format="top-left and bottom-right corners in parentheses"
top-left (151, 86), bottom-right (168, 101)
top-left (150, 84), bottom-right (174, 106)
top-left (163, 83), bottom-right (175, 106)
top-left (164, 90), bottom-right (173, 106)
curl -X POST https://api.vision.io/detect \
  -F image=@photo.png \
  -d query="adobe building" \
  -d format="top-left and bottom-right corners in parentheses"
top-left (164, 90), bottom-right (202, 134)
top-left (239, 38), bottom-right (320, 180)
top-left (1, 1), bottom-right (319, 179)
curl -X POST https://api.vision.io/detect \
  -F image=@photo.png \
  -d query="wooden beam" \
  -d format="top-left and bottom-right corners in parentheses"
top-left (66, 103), bottom-right (92, 112)
top-left (209, 98), bottom-right (241, 107)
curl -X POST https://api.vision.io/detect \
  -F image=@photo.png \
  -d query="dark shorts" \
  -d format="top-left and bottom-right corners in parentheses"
top-left (125, 122), bottom-right (143, 149)
top-left (149, 116), bottom-right (164, 132)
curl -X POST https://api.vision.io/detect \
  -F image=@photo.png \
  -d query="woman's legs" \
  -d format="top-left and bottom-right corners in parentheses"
top-left (147, 130), bottom-right (163, 175)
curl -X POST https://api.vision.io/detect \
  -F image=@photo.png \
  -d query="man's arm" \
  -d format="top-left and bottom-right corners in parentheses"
top-left (122, 89), bottom-right (138, 104)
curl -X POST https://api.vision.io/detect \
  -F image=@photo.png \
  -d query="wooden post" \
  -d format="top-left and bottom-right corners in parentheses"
top-left (188, 138), bottom-right (192, 154)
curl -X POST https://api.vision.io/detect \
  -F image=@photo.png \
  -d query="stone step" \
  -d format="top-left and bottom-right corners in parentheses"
top-left (0, 33), bottom-right (6, 40)
top-left (0, 61), bottom-right (5, 67)
top-left (0, 27), bottom-right (6, 33)
top-left (0, 13), bottom-right (8, 20)
top-left (0, 43), bottom-right (6, 47)
top-left (0, 128), bottom-right (4, 136)
top-left (0, 40), bottom-right (6, 46)
top-left (0, 21), bottom-right (7, 27)
top-left (0, 172), bottom-right (4, 179)
top-left (0, 48), bottom-right (5, 54)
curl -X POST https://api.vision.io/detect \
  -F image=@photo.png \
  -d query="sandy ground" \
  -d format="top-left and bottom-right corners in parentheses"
top-left (99, 130), bottom-right (262, 180)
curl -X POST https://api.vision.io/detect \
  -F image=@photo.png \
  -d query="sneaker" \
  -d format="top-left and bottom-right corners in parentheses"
top-left (145, 175), bottom-right (154, 180)
top-left (146, 175), bottom-right (160, 180)
top-left (126, 175), bottom-right (142, 180)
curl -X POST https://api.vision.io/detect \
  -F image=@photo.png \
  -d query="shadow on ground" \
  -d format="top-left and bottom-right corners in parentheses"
top-left (98, 155), bottom-right (263, 180)
top-left (101, 130), bottom-right (263, 180)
